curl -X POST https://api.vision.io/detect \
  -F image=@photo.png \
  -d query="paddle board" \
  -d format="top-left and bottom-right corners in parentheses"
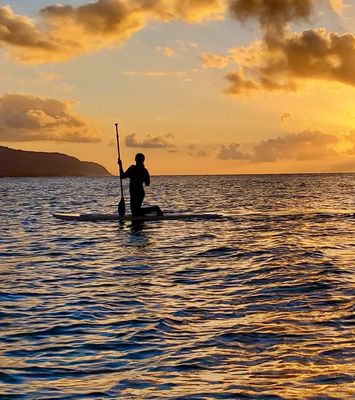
top-left (53, 213), bottom-right (221, 222)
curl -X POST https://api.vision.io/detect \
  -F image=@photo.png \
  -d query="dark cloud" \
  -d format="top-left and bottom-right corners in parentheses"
top-left (125, 133), bottom-right (174, 148)
top-left (188, 148), bottom-right (210, 157)
top-left (0, 93), bottom-right (100, 142)
top-left (228, 0), bottom-right (314, 32)
top-left (225, 70), bottom-right (261, 95)
top-left (281, 112), bottom-right (293, 123)
top-left (196, 150), bottom-right (209, 157)
top-left (217, 143), bottom-right (249, 160)
top-left (0, 6), bottom-right (56, 50)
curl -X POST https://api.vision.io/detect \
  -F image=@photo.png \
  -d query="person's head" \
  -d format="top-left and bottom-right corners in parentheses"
top-left (135, 153), bottom-right (145, 165)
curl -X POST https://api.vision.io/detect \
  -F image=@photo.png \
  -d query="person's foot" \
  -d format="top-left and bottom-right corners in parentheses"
top-left (156, 207), bottom-right (163, 216)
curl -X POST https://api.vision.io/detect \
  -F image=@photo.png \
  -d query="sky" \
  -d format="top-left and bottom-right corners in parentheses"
top-left (1, 0), bottom-right (355, 175)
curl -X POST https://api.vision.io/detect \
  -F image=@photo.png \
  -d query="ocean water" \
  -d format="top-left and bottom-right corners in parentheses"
top-left (0, 174), bottom-right (354, 400)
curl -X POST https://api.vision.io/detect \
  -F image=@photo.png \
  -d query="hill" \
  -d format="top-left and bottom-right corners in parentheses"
top-left (0, 146), bottom-right (111, 177)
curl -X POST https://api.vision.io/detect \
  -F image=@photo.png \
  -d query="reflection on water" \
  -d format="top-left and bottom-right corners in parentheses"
top-left (0, 174), bottom-right (354, 399)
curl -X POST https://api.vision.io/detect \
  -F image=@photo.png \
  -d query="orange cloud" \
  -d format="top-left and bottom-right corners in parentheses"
top-left (281, 111), bottom-right (293, 123)
top-left (0, 1), bottom-right (225, 64)
top-left (221, 0), bottom-right (353, 94)
top-left (252, 130), bottom-right (340, 162)
top-left (0, 93), bottom-right (100, 142)
top-left (217, 130), bottom-right (347, 162)
top-left (200, 52), bottom-right (231, 69)
top-left (329, 0), bottom-right (344, 14)
top-left (125, 133), bottom-right (174, 148)
top-left (121, 70), bottom-right (190, 78)
top-left (187, 145), bottom-right (210, 157)
top-left (157, 47), bottom-right (176, 58)
top-left (217, 143), bottom-right (249, 160)
top-left (346, 131), bottom-right (355, 154)
top-left (226, 28), bottom-right (355, 94)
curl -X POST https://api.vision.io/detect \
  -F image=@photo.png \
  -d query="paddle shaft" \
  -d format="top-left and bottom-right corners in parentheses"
top-left (115, 123), bottom-right (125, 216)
top-left (115, 123), bottom-right (124, 195)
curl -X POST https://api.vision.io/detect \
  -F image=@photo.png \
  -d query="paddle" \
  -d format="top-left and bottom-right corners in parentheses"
top-left (115, 123), bottom-right (126, 216)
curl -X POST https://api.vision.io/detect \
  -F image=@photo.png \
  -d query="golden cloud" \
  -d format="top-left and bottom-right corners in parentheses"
top-left (252, 130), bottom-right (340, 162)
top-left (157, 46), bottom-right (176, 58)
top-left (346, 130), bottom-right (355, 154)
top-left (0, 6), bottom-right (62, 63)
top-left (163, 0), bottom-right (225, 22)
top-left (217, 143), bottom-right (249, 160)
top-left (200, 52), bottom-right (231, 69)
top-left (281, 111), bottom-right (293, 123)
top-left (0, 0), bottom-right (225, 64)
top-left (125, 133), bottom-right (174, 148)
top-left (217, 130), bottom-right (347, 162)
top-left (226, 28), bottom-right (355, 94)
top-left (221, 0), bottom-right (353, 94)
top-left (187, 146), bottom-right (210, 157)
top-left (0, 93), bottom-right (100, 142)
top-left (121, 70), bottom-right (188, 77)
top-left (329, 0), bottom-right (344, 14)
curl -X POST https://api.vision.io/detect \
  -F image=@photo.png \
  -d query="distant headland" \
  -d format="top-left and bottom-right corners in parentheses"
top-left (0, 146), bottom-right (111, 177)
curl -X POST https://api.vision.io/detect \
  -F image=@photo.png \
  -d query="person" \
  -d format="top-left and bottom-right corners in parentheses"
top-left (118, 153), bottom-right (163, 217)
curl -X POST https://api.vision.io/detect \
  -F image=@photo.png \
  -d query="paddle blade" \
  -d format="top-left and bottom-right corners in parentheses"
top-left (118, 197), bottom-right (125, 217)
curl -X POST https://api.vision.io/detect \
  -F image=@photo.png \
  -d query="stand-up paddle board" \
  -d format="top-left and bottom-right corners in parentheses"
top-left (53, 213), bottom-right (221, 222)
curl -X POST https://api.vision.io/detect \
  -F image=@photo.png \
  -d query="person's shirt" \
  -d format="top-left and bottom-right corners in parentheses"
top-left (123, 164), bottom-right (150, 192)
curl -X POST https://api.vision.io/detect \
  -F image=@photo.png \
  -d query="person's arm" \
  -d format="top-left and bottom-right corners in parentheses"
top-left (144, 168), bottom-right (150, 186)
top-left (118, 160), bottom-right (130, 179)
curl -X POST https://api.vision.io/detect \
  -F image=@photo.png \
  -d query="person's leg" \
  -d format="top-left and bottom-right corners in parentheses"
top-left (130, 191), bottom-right (163, 216)
top-left (130, 192), bottom-right (144, 216)
top-left (141, 205), bottom-right (163, 216)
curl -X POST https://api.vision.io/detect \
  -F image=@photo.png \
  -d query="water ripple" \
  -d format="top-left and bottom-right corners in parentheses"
top-left (0, 175), bottom-right (354, 399)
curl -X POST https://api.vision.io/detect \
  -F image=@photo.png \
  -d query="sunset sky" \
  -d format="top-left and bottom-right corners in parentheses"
top-left (1, 0), bottom-right (355, 175)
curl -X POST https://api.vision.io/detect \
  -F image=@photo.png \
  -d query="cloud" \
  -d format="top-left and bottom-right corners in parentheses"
top-left (0, 6), bottom-right (57, 51)
top-left (121, 70), bottom-right (188, 78)
top-left (0, 93), bottom-right (100, 142)
top-left (225, 28), bottom-right (355, 94)
top-left (221, 1), bottom-right (355, 94)
top-left (217, 130), bottom-right (351, 162)
top-left (40, 72), bottom-right (62, 83)
top-left (281, 111), bottom-right (293, 123)
top-left (217, 143), bottom-right (249, 160)
top-left (225, 70), bottom-right (261, 95)
top-left (346, 130), bottom-right (355, 154)
top-left (157, 46), bottom-right (176, 58)
top-left (252, 130), bottom-right (340, 162)
top-left (187, 144), bottom-right (210, 157)
top-left (200, 52), bottom-right (231, 69)
top-left (0, 1), bottom-right (225, 64)
top-left (195, 150), bottom-right (209, 157)
top-left (329, 0), bottom-right (345, 14)
top-left (228, 0), bottom-right (315, 33)
top-left (164, 0), bottom-right (226, 22)
top-left (175, 40), bottom-right (198, 51)
top-left (125, 133), bottom-right (174, 148)
top-left (121, 69), bottom-right (199, 80)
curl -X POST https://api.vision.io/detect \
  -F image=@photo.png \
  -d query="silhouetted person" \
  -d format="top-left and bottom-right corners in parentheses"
top-left (118, 153), bottom-right (163, 217)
